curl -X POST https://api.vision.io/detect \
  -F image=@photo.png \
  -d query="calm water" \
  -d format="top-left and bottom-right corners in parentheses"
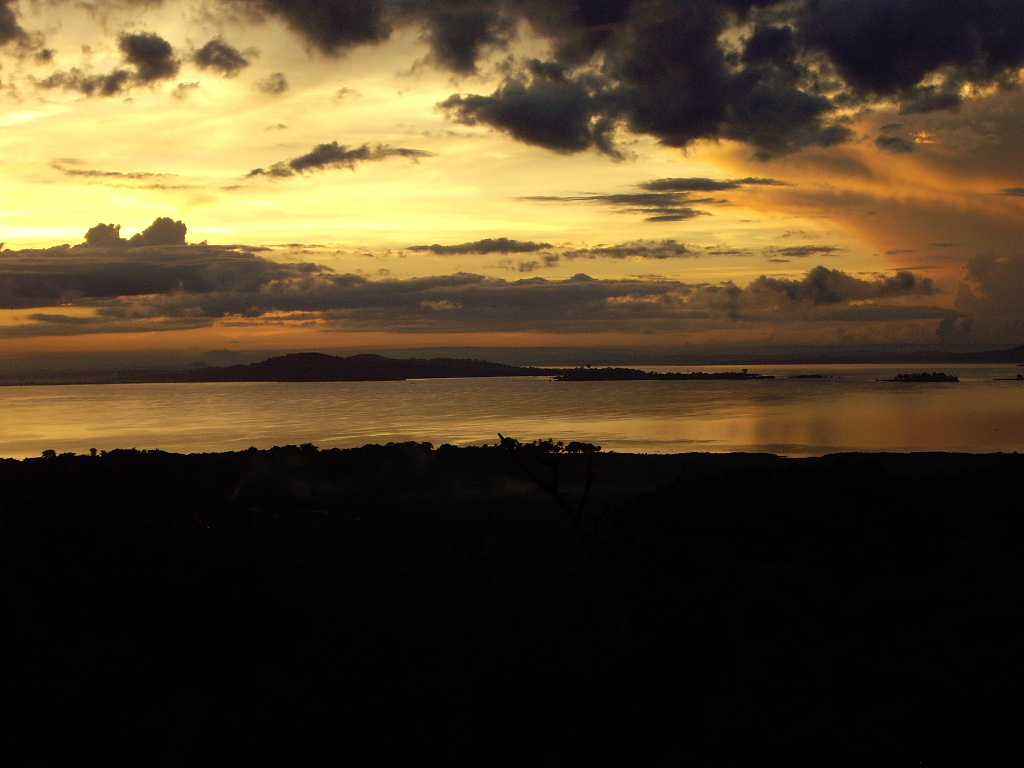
top-left (2, 364), bottom-right (1023, 458)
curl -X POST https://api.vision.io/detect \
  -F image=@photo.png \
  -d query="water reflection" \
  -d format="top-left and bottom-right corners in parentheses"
top-left (2, 364), bottom-right (1022, 458)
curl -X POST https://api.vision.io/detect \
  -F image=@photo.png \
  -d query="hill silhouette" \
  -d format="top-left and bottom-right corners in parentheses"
top-left (176, 352), bottom-right (558, 382)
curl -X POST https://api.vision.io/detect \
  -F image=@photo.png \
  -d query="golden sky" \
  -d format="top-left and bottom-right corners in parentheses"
top-left (2, 0), bottom-right (1024, 358)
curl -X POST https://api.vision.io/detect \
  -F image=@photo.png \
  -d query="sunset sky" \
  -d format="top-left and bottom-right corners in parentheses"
top-left (3, 0), bottom-right (1024, 363)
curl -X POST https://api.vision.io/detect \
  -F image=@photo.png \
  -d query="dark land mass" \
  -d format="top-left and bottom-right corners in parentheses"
top-left (7, 343), bottom-right (1024, 383)
top-left (3, 443), bottom-right (1020, 766)
top-left (879, 372), bottom-right (961, 382)
top-left (0, 352), bottom-right (562, 385)
top-left (555, 366), bottom-right (774, 381)
top-left (177, 352), bottom-right (560, 383)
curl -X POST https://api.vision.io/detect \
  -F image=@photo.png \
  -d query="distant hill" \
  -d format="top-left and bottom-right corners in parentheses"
top-left (175, 352), bottom-right (558, 383)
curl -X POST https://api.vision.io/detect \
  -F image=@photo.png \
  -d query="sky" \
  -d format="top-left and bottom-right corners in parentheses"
top-left (2, 0), bottom-right (1024, 363)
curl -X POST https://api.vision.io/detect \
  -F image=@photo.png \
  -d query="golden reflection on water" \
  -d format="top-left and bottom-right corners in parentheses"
top-left (2, 365), bottom-right (1023, 458)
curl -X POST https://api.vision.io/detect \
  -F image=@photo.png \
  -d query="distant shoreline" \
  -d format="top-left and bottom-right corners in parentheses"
top-left (4, 349), bottom-right (1024, 386)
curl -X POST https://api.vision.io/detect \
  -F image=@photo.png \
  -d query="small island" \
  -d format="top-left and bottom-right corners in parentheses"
top-left (554, 366), bottom-right (774, 381)
top-left (879, 372), bottom-right (960, 382)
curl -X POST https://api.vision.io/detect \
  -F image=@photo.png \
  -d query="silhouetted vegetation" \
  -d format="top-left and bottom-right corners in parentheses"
top-left (1, 445), bottom-right (1020, 765)
top-left (554, 366), bottom-right (774, 381)
top-left (882, 371), bottom-right (960, 382)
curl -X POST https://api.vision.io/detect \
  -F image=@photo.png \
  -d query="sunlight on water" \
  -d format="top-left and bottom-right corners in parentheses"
top-left (2, 365), bottom-right (1023, 458)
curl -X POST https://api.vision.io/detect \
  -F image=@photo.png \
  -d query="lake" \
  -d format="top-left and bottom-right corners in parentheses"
top-left (2, 364), bottom-right (1023, 458)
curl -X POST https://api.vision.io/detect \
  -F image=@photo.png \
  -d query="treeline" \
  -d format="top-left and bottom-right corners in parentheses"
top-left (1, 444), bottom-right (1020, 766)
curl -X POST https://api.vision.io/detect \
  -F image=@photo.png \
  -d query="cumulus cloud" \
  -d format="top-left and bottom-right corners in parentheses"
top-left (798, 0), bottom-right (1024, 97)
top-left (120, 31), bottom-right (179, 82)
top-left (0, 219), bottom-right (323, 311)
top-left (249, 0), bottom-right (391, 56)
top-left (15, 1), bottom-right (1024, 157)
top-left (193, 37), bottom-right (251, 77)
top-left (440, 59), bottom-right (620, 157)
top-left (408, 238), bottom-right (552, 255)
top-left (247, 141), bottom-right (435, 178)
top-left (420, 9), bottom-right (515, 75)
top-left (36, 30), bottom-right (179, 96)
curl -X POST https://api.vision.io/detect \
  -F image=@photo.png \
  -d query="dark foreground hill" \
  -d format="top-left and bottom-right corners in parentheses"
top-left (2, 444), bottom-right (1020, 766)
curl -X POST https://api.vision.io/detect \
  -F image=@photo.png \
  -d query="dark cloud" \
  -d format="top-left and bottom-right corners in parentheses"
top-left (898, 85), bottom-right (963, 114)
top-left (408, 238), bottom-right (552, 255)
top-left (521, 190), bottom-right (715, 222)
top-left (0, 314), bottom-right (211, 339)
top-left (799, 0), bottom-right (1024, 97)
top-left (35, 30), bottom-right (179, 96)
top-left (999, 187), bottom-right (1024, 197)
top-left (37, 68), bottom-right (132, 96)
top-left (955, 250), bottom-right (1024, 343)
top-left (193, 37), bottom-right (251, 77)
top-left (765, 245), bottom-right (844, 258)
top-left (83, 223), bottom-right (126, 248)
top-left (421, 9), bottom-right (515, 75)
top-left (19, 1), bottom-right (1020, 158)
top-left (875, 135), bottom-right (915, 154)
top-left (639, 176), bottom-right (789, 192)
top-left (562, 240), bottom-right (693, 260)
top-left (119, 32), bottom-right (179, 82)
top-left (440, 59), bottom-right (619, 157)
top-left (254, 71), bottom-right (288, 94)
top-left (246, 141), bottom-right (435, 178)
top-left (0, 221), bottom-right (945, 336)
top-left (745, 266), bottom-right (938, 308)
top-left (80, 217), bottom-right (186, 248)
top-left (130, 217), bottom-right (187, 246)
top-left (0, 0), bottom-right (25, 46)
top-left (54, 164), bottom-right (176, 181)
top-left (0, 220), bottom-right (322, 310)
top-left (247, 0), bottom-right (391, 56)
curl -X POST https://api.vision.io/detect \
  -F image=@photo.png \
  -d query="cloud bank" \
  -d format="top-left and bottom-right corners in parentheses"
top-left (8, 1), bottom-right (1023, 157)
top-left (0, 219), bottom-right (950, 341)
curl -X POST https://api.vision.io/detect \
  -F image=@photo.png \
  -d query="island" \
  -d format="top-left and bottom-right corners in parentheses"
top-left (553, 366), bottom-right (774, 381)
top-left (879, 372), bottom-right (960, 382)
